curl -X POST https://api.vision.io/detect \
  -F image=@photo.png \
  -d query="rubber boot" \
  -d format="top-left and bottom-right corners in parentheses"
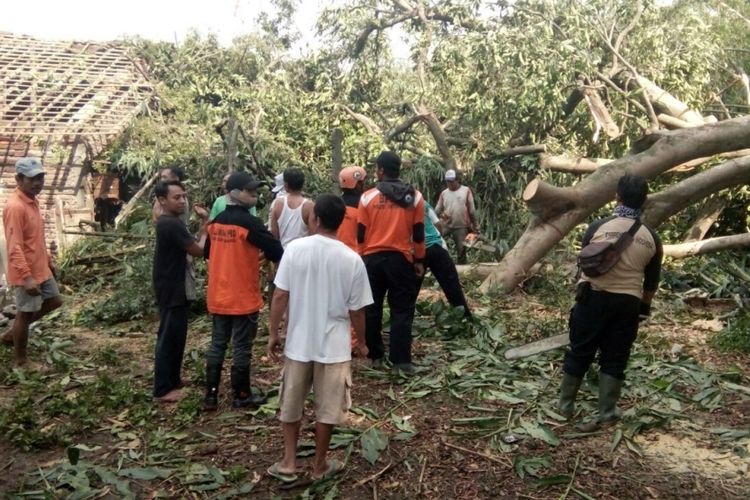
top-left (231, 365), bottom-right (266, 408)
top-left (558, 373), bottom-right (583, 420)
top-left (203, 364), bottom-right (222, 411)
top-left (577, 372), bottom-right (623, 432)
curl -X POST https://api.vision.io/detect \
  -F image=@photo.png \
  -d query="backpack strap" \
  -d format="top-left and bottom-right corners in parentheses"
top-left (612, 219), bottom-right (642, 252)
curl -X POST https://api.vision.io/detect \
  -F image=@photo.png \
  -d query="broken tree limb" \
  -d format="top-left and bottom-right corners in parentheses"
top-left (636, 75), bottom-right (704, 125)
top-left (642, 155), bottom-right (750, 227)
top-left (657, 113), bottom-right (700, 129)
top-left (539, 155), bottom-right (613, 174)
top-left (343, 105), bottom-right (383, 136)
top-left (683, 196), bottom-right (727, 242)
top-left (480, 115), bottom-right (750, 294)
top-left (386, 113), bottom-right (423, 141)
top-left (418, 105), bottom-right (458, 170)
top-left (114, 173), bottom-right (158, 228)
top-left (523, 179), bottom-right (581, 220)
top-left (331, 128), bottom-right (343, 194)
top-left (663, 233), bottom-right (750, 259)
top-left (581, 86), bottom-right (620, 139)
top-left (498, 144), bottom-right (546, 157)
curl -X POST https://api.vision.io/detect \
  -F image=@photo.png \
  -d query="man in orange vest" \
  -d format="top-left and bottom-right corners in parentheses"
top-left (336, 166), bottom-right (367, 252)
top-left (358, 151), bottom-right (425, 375)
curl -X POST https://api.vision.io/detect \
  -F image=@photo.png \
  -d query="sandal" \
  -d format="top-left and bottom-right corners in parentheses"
top-left (267, 462), bottom-right (298, 484)
top-left (312, 459), bottom-right (344, 481)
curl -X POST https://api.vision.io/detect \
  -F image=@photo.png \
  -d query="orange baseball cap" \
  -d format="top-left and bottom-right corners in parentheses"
top-left (339, 166), bottom-right (367, 189)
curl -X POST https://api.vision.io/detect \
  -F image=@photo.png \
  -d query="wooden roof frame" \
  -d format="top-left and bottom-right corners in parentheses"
top-left (0, 32), bottom-right (153, 143)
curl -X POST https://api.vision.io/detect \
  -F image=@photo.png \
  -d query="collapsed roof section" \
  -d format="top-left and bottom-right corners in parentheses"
top-left (0, 32), bottom-right (153, 149)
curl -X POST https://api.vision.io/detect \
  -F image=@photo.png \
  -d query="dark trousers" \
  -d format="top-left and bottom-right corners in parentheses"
top-left (154, 303), bottom-right (189, 397)
top-left (417, 244), bottom-right (471, 317)
top-left (364, 252), bottom-right (418, 364)
top-left (207, 313), bottom-right (259, 369)
top-left (446, 227), bottom-right (469, 264)
top-left (563, 289), bottom-right (640, 380)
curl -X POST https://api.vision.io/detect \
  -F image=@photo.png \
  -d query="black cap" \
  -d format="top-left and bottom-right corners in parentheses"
top-left (226, 172), bottom-right (262, 192)
top-left (375, 150), bottom-right (401, 176)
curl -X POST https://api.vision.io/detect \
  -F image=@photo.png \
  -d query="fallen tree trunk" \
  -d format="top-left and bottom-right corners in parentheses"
top-left (455, 263), bottom-right (500, 279)
top-left (480, 115), bottom-right (750, 294)
top-left (540, 155), bottom-right (613, 174)
top-left (663, 233), bottom-right (750, 259)
top-left (642, 155), bottom-right (750, 227)
top-left (682, 197), bottom-right (727, 242)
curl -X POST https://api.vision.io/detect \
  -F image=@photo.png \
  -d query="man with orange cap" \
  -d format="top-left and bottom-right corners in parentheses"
top-left (336, 166), bottom-right (367, 252)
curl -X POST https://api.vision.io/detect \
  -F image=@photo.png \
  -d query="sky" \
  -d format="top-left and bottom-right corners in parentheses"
top-left (0, 0), bottom-right (331, 50)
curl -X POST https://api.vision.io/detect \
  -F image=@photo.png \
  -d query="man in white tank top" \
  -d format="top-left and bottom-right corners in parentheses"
top-left (270, 168), bottom-right (314, 248)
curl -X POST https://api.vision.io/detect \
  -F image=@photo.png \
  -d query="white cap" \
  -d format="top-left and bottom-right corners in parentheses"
top-left (272, 173), bottom-right (284, 193)
top-left (444, 169), bottom-right (457, 181)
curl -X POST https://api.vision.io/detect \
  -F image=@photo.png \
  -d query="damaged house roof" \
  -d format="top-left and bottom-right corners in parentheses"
top-left (0, 32), bottom-right (153, 146)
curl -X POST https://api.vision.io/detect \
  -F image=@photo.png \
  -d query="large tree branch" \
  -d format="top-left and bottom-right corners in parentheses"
top-left (642, 155), bottom-right (750, 227)
top-left (663, 233), bottom-right (750, 259)
top-left (540, 155), bottom-right (613, 174)
top-left (342, 105), bottom-right (383, 135)
top-left (480, 115), bottom-right (750, 293)
top-left (417, 104), bottom-right (457, 170)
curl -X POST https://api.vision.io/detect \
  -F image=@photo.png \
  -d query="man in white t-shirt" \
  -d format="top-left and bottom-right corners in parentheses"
top-left (435, 169), bottom-right (477, 264)
top-left (267, 194), bottom-right (372, 483)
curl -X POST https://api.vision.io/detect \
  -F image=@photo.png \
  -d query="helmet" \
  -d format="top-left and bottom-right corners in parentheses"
top-left (339, 166), bottom-right (367, 189)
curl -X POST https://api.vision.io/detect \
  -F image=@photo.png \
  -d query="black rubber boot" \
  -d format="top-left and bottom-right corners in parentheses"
top-left (203, 364), bottom-right (222, 411)
top-left (231, 365), bottom-right (266, 409)
top-left (577, 372), bottom-right (623, 432)
top-left (558, 373), bottom-right (583, 420)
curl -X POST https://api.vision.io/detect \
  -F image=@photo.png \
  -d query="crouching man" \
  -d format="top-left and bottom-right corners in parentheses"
top-left (267, 194), bottom-right (372, 482)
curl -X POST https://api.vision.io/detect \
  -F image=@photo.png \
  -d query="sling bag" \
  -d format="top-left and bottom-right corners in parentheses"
top-left (577, 219), bottom-right (642, 278)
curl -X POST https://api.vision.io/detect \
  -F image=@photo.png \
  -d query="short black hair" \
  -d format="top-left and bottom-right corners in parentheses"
top-left (314, 194), bottom-right (346, 231)
top-left (376, 151), bottom-right (401, 177)
top-left (154, 180), bottom-right (185, 199)
top-left (162, 166), bottom-right (186, 181)
top-left (617, 174), bottom-right (648, 209)
top-left (284, 168), bottom-right (305, 191)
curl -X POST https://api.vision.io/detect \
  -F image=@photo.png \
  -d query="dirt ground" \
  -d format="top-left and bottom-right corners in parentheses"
top-left (0, 292), bottom-right (748, 499)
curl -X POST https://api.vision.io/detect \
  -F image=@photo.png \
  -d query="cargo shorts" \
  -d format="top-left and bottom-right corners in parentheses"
top-left (279, 358), bottom-right (351, 425)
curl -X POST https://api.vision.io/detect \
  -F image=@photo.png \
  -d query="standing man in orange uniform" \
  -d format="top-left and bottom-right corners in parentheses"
top-left (1, 158), bottom-right (63, 369)
top-left (336, 166), bottom-right (367, 252)
top-left (336, 166), bottom-right (367, 350)
top-left (357, 151), bottom-right (425, 375)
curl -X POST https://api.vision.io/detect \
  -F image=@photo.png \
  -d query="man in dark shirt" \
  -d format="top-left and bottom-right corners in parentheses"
top-left (153, 180), bottom-right (207, 403)
top-left (559, 174), bottom-right (663, 431)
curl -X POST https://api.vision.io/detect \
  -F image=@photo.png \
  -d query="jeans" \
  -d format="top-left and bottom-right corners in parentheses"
top-left (154, 303), bottom-right (189, 397)
top-left (417, 244), bottom-right (471, 317)
top-left (206, 313), bottom-right (259, 369)
top-left (563, 290), bottom-right (641, 380)
top-left (363, 252), bottom-right (418, 365)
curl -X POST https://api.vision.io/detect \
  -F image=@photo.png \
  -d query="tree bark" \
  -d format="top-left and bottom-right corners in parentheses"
top-left (418, 105), bottom-right (458, 170)
top-left (663, 233), bottom-right (750, 259)
top-left (498, 144), bottom-right (546, 156)
top-left (331, 128), bottom-right (343, 195)
top-left (480, 115), bottom-right (750, 294)
top-left (642, 155), bottom-right (750, 227)
top-left (682, 196), bottom-right (727, 242)
top-left (657, 113), bottom-right (699, 129)
top-left (539, 155), bottom-right (613, 174)
top-left (636, 75), bottom-right (704, 124)
top-left (582, 86), bottom-right (620, 139)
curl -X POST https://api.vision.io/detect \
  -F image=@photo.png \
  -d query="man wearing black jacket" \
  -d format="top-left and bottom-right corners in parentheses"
top-left (559, 174), bottom-right (663, 431)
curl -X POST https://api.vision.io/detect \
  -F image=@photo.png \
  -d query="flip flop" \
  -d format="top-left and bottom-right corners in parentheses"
top-left (312, 459), bottom-right (344, 481)
top-left (267, 462), bottom-right (298, 484)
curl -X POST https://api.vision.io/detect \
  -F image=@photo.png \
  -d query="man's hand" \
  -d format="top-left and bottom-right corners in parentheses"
top-left (414, 262), bottom-right (425, 278)
top-left (267, 331), bottom-right (282, 362)
top-left (353, 343), bottom-right (369, 359)
top-left (23, 277), bottom-right (40, 296)
top-left (193, 204), bottom-right (209, 221)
